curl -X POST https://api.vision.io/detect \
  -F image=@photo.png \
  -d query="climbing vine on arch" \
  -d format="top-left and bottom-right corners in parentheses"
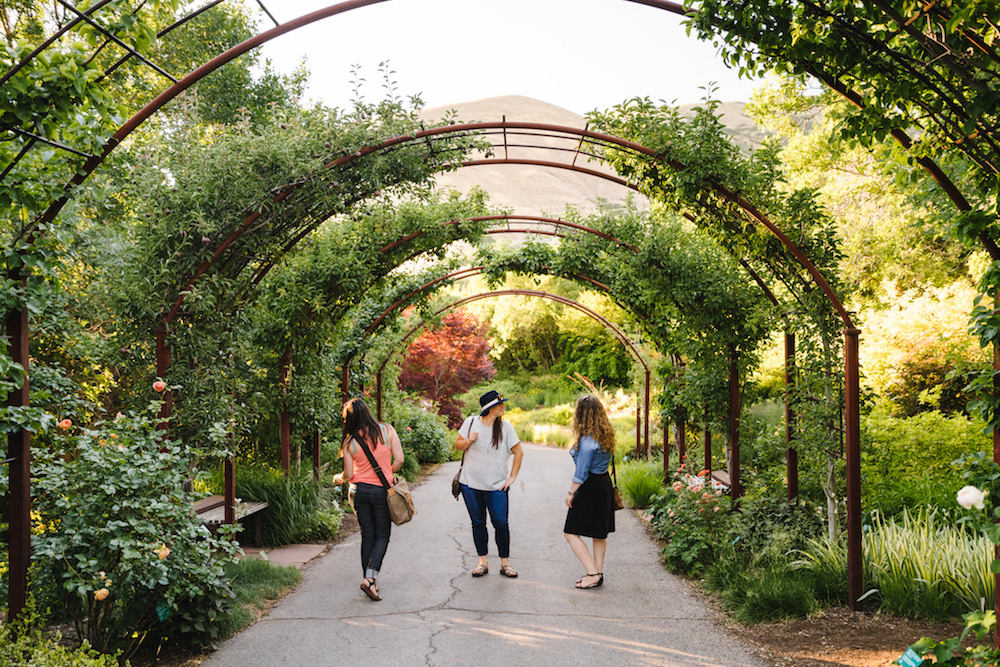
top-left (99, 97), bottom-right (487, 453)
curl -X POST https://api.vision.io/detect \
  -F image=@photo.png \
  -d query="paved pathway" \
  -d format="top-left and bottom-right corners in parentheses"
top-left (202, 444), bottom-right (767, 667)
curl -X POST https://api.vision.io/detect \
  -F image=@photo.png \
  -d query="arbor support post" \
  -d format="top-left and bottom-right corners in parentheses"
top-left (341, 364), bottom-right (349, 404)
top-left (155, 324), bottom-right (172, 425)
top-left (376, 371), bottom-right (383, 421)
top-left (280, 346), bottom-right (291, 477)
top-left (6, 295), bottom-right (29, 623)
top-left (643, 370), bottom-right (650, 458)
top-left (635, 391), bottom-right (641, 458)
top-left (313, 430), bottom-right (322, 483)
top-left (677, 415), bottom-right (686, 464)
top-left (785, 332), bottom-right (798, 501)
top-left (703, 406), bottom-right (712, 476)
top-left (845, 329), bottom-right (863, 610)
top-left (662, 418), bottom-right (670, 481)
top-left (224, 455), bottom-right (236, 527)
top-left (729, 347), bottom-right (741, 501)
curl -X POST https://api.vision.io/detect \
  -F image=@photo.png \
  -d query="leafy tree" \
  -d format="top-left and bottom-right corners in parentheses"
top-left (399, 309), bottom-right (496, 427)
top-left (687, 0), bottom-right (1000, 431)
top-left (745, 74), bottom-right (975, 304)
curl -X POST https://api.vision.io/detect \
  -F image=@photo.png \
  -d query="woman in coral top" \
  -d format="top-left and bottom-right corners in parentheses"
top-left (341, 397), bottom-right (404, 601)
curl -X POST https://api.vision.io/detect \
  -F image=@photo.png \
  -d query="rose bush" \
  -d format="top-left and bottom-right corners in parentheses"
top-left (650, 463), bottom-right (733, 575)
top-left (32, 399), bottom-right (242, 661)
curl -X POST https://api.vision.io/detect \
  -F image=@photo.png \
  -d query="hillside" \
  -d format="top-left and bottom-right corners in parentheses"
top-left (418, 95), bottom-right (766, 218)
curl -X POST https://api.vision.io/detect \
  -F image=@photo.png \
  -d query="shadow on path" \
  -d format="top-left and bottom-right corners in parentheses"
top-left (201, 444), bottom-right (767, 667)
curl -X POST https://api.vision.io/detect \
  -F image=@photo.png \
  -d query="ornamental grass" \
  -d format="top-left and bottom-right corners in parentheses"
top-left (794, 509), bottom-right (993, 620)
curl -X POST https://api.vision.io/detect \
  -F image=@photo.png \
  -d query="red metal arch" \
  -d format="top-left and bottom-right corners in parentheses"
top-left (4, 0), bottom-right (864, 618)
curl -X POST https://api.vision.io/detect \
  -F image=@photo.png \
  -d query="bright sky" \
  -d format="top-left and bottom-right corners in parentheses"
top-left (255, 0), bottom-right (759, 115)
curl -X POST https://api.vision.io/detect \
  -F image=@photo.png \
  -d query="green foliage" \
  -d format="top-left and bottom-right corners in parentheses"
top-left (386, 400), bottom-right (451, 464)
top-left (903, 615), bottom-right (1000, 666)
top-left (203, 463), bottom-right (341, 547)
top-left (0, 599), bottom-right (119, 666)
top-left (732, 495), bottom-right (826, 560)
top-left (650, 469), bottom-right (734, 575)
top-left (862, 408), bottom-right (990, 517)
top-left (718, 565), bottom-right (819, 623)
top-left (31, 401), bottom-right (241, 660)
top-left (214, 558), bottom-right (302, 640)
top-left (794, 510), bottom-right (994, 621)
top-left (618, 460), bottom-right (665, 509)
top-left (458, 374), bottom-right (582, 416)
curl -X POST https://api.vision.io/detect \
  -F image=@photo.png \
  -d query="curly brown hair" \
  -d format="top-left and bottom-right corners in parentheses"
top-left (571, 395), bottom-right (616, 453)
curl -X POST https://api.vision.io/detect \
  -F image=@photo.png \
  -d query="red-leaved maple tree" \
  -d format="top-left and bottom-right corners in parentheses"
top-left (399, 309), bottom-right (495, 427)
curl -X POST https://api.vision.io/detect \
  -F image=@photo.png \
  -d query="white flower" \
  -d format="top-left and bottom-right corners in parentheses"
top-left (957, 485), bottom-right (986, 510)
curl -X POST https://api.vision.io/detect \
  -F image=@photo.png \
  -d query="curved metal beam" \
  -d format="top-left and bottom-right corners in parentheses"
top-left (377, 289), bottom-right (648, 378)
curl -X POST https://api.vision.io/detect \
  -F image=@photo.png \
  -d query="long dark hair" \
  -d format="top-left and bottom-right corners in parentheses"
top-left (490, 416), bottom-right (502, 449)
top-left (342, 397), bottom-right (383, 451)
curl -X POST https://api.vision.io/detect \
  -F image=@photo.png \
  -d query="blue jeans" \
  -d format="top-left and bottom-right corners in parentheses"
top-left (354, 482), bottom-right (391, 579)
top-left (460, 484), bottom-right (510, 558)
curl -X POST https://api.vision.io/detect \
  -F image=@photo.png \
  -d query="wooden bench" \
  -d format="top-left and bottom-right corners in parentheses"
top-left (711, 469), bottom-right (732, 491)
top-left (194, 495), bottom-right (269, 548)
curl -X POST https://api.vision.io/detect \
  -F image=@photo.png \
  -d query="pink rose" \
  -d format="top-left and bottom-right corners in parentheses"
top-left (152, 380), bottom-right (167, 392)
top-left (58, 418), bottom-right (72, 429)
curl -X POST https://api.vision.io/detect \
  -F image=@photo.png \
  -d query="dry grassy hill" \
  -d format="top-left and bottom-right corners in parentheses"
top-left (418, 95), bottom-right (765, 218)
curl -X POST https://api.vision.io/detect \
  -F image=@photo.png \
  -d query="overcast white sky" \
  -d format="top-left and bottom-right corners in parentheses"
top-left (254, 0), bottom-right (759, 115)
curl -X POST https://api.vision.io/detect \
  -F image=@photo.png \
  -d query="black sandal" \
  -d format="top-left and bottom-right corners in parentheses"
top-left (360, 577), bottom-right (381, 601)
top-left (576, 573), bottom-right (603, 589)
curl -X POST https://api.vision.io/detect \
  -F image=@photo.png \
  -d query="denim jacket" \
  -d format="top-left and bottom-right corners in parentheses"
top-left (570, 435), bottom-right (612, 484)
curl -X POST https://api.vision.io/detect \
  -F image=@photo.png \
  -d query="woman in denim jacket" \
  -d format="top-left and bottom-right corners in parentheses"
top-left (564, 395), bottom-right (616, 589)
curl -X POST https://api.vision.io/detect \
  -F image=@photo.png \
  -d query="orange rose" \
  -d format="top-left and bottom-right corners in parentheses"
top-left (94, 588), bottom-right (109, 601)
top-left (152, 380), bottom-right (167, 392)
top-left (58, 419), bottom-right (72, 429)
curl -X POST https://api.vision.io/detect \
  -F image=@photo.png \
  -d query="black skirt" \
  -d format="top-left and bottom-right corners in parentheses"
top-left (564, 471), bottom-right (616, 539)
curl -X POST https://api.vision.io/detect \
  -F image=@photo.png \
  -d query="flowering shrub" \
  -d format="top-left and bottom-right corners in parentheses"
top-left (897, 452), bottom-right (1000, 665)
top-left (650, 464), bottom-right (733, 575)
top-left (32, 400), bottom-right (241, 660)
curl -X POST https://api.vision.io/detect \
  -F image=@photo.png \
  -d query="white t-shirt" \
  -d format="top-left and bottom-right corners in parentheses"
top-left (458, 415), bottom-right (520, 491)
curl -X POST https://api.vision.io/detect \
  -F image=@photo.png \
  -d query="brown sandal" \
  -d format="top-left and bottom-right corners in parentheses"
top-left (472, 564), bottom-right (488, 577)
top-left (499, 565), bottom-right (518, 578)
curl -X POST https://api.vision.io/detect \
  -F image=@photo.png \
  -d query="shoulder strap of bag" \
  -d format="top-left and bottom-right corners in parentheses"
top-left (458, 415), bottom-right (475, 469)
top-left (610, 447), bottom-right (618, 486)
top-left (355, 430), bottom-right (391, 490)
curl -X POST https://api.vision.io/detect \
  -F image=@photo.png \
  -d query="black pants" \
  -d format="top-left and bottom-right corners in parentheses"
top-left (355, 482), bottom-right (391, 579)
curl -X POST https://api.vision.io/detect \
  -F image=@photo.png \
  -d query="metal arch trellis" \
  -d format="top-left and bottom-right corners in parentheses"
top-left (342, 220), bottom-right (796, 496)
top-left (0, 0), bottom-right (292, 178)
top-left (3, 0), bottom-right (866, 620)
top-left (6, 123), bottom-right (867, 619)
top-left (369, 288), bottom-right (654, 455)
top-left (150, 121), bottom-right (843, 331)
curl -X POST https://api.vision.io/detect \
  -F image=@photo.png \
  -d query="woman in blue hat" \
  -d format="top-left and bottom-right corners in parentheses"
top-left (455, 389), bottom-right (524, 578)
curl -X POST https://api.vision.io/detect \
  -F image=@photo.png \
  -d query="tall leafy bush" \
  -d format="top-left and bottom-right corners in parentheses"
top-left (31, 400), bottom-right (241, 660)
